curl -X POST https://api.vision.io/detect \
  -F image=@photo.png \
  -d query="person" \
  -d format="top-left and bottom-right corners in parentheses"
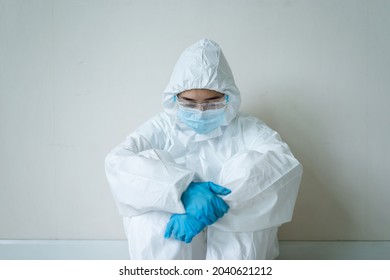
top-left (105, 38), bottom-right (303, 260)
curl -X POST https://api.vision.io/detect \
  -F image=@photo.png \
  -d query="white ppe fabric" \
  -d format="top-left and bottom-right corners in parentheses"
top-left (105, 39), bottom-right (302, 259)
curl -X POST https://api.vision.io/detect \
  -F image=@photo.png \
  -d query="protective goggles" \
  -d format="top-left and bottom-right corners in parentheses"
top-left (176, 94), bottom-right (228, 111)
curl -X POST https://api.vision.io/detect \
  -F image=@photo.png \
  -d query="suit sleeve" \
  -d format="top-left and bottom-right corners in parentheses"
top-left (105, 115), bottom-right (195, 217)
top-left (213, 121), bottom-right (303, 232)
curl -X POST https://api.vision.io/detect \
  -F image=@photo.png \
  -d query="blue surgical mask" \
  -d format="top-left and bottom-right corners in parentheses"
top-left (177, 106), bottom-right (226, 134)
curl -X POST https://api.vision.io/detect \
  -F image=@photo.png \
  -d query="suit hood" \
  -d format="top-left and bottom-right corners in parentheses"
top-left (162, 39), bottom-right (241, 125)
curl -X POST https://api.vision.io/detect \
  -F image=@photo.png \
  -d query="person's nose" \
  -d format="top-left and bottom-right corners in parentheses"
top-left (195, 103), bottom-right (207, 111)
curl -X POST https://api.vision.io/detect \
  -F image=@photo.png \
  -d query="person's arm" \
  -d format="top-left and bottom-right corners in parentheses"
top-left (105, 114), bottom-right (195, 217)
top-left (213, 118), bottom-right (303, 232)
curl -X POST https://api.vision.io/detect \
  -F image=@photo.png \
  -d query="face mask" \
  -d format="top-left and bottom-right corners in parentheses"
top-left (177, 106), bottom-right (226, 134)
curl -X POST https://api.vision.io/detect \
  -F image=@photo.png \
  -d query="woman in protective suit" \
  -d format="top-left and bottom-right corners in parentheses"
top-left (105, 38), bottom-right (302, 260)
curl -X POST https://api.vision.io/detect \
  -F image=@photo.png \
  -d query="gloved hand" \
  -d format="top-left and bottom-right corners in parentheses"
top-left (181, 181), bottom-right (231, 226)
top-left (164, 214), bottom-right (205, 243)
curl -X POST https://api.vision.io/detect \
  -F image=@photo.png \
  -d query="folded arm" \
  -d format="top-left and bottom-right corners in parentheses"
top-left (105, 115), bottom-right (195, 217)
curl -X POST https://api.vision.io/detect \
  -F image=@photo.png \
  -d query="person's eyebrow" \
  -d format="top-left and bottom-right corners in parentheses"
top-left (179, 96), bottom-right (196, 101)
top-left (204, 95), bottom-right (224, 101)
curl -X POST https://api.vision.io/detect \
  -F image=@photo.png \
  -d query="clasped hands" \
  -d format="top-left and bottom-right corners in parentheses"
top-left (164, 181), bottom-right (231, 243)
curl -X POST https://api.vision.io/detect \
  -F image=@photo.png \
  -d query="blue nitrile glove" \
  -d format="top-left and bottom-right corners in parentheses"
top-left (181, 181), bottom-right (231, 226)
top-left (164, 214), bottom-right (205, 243)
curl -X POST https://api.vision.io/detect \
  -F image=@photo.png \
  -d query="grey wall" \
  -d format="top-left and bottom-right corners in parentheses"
top-left (1, 0), bottom-right (389, 240)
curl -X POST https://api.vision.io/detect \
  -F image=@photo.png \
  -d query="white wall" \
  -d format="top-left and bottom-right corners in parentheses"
top-left (0, 0), bottom-right (389, 241)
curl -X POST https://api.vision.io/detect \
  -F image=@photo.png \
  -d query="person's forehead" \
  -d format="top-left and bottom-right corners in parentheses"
top-left (179, 89), bottom-right (224, 100)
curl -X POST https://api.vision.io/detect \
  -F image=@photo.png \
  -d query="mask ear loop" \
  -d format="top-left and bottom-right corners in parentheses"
top-left (222, 94), bottom-right (229, 112)
top-left (173, 95), bottom-right (179, 110)
top-left (172, 94), bottom-right (183, 131)
top-left (220, 95), bottom-right (229, 125)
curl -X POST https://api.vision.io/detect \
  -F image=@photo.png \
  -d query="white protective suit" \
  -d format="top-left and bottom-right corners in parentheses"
top-left (105, 39), bottom-right (302, 260)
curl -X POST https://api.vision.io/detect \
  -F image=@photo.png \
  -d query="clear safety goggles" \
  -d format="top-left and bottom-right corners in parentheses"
top-left (176, 95), bottom-right (228, 111)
